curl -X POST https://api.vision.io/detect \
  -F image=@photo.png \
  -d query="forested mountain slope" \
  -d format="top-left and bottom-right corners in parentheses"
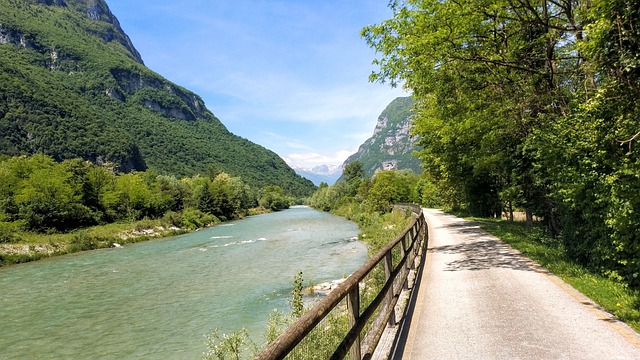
top-left (0, 0), bottom-right (315, 196)
top-left (342, 96), bottom-right (420, 178)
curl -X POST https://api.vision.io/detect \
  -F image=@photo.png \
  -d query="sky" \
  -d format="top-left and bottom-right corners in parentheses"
top-left (107, 0), bottom-right (407, 169)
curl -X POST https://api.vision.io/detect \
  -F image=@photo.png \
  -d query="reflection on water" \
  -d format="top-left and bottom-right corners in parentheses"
top-left (0, 206), bottom-right (366, 359)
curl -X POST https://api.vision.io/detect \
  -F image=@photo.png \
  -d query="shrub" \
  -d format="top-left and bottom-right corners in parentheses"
top-left (0, 222), bottom-right (21, 243)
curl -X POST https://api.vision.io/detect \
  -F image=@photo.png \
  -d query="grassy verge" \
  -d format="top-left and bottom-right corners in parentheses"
top-left (475, 218), bottom-right (640, 333)
top-left (333, 202), bottom-right (414, 255)
top-left (0, 219), bottom-right (190, 266)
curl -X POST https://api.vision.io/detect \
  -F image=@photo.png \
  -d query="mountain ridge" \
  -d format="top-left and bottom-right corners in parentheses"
top-left (0, 0), bottom-right (315, 196)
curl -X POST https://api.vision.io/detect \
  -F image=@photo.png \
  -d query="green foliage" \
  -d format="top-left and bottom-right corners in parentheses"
top-left (101, 172), bottom-right (154, 221)
top-left (67, 230), bottom-right (113, 252)
top-left (0, 221), bottom-right (21, 243)
top-left (194, 173), bottom-right (251, 221)
top-left (0, 154), bottom-right (261, 236)
top-left (342, 161), bottom-right (364, 183)
top-left (289, 270), bottom-right (305, 319)
top-left (204, 328), bottom-right (257, 360)
top-left (310, 169), bottom-right (420, 215)
top-left (308, 181), bottom-right (347, 211)
top-left (0, 0), bottom-right (315, 197)
top-left (264, 310), bottom-right (287, 344)
top-left (363, 0), bottom-right (640, 287)
top-left (363, 170), bottom-right (419, 213)
top-left (258, 186), bottom-right (290, 212)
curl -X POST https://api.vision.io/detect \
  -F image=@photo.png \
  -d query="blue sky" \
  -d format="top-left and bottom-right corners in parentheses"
top-left (107, 0), bottom-right (407, 168)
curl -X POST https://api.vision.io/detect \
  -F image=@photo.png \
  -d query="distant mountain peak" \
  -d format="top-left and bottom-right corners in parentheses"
top-left (293, 164), bottom-right (342, 186)
top-left (341, 96), bottom-right (421, 179)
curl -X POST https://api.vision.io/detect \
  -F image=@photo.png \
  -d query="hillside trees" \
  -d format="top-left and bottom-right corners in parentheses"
top-left (363, 0), bottom-right (640, 286)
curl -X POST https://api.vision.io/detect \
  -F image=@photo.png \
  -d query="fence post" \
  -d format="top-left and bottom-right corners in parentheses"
top-left (347, 287), bottom-right (361, 360)
top-left (402, 228), bottom-right (412, 291)
top-left (384, 252), bottom-right (396, 327)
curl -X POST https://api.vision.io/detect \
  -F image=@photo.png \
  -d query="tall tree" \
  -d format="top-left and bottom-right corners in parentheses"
top-left (362, 0), bottom-right (584, 224)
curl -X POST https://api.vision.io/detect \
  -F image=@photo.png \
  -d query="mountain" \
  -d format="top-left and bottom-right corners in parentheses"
top-left (293, 164), bottom-right (342, 186)
top-left (341, 96), bottom-right (421, 179)
top-left (0, 0), bottom-right (315, 196)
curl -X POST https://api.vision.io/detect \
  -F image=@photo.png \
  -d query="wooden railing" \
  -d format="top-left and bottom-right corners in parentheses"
top-left (255, 209), bottom-right (428, 359)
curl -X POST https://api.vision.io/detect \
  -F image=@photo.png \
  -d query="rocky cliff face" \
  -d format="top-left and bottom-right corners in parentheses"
top-left (342, 96), bottom-right (421, 178)
top-left (1, 0), bottom-right (142, 64)
top-left (0, 0), bottom-right (208, 122)
top-left (34, 0), bottom-right (143, 64)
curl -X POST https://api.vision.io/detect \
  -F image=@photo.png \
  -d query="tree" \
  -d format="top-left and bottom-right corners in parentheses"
top-left (342, 161), bottom-right (365, 197)
top-left (363, 0), bottom-right (640, 287)
top-left (538, 0), bottom-right (640, 285)
top-left (259, 186), bottom-right (290, 211)
top-left (362, 0), bottom-right (583, 224)
top-left (343, 161), bottom-right (364, 182)
top-left (364, 170), bottom-right (418, 213)
top-left (101, 172), bottom-right (155, 221)
top-left (14, 163), bottom-right (90, 231)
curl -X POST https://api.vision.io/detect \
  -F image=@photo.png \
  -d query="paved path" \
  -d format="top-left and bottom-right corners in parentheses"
top-left (390, 209), bottom-right (640, 360)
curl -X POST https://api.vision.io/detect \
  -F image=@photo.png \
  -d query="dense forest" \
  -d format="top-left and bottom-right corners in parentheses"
top-left (363, 0), bottom-right (640, 287)
top-left (0, 0), bottom-right (315, 197)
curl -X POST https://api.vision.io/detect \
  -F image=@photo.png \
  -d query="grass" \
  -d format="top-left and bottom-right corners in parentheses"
top-left (475, 218), bottom-right (640, 333)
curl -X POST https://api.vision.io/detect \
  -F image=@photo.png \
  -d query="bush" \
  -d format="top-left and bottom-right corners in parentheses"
top-left (180, 208), bottom-right (219, 230)
top-left (67, 231), bottom-right (116, 252)
top-left (0, 222), bottom-right (21, 243)
top-left (161, 211), bottom-right (183, 228)
top-left (134, 217), bottom-right (157, 231)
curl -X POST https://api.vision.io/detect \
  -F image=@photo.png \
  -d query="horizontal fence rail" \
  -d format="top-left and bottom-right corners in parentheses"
top-left (255, 208), bottom-right (429, 359)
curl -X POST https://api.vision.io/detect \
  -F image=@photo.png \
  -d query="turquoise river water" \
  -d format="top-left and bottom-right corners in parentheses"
top-left (0, 206), bottom-right (367, 359)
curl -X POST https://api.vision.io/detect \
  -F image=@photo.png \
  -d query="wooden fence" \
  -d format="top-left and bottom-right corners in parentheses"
top-left (255, 209), bottom-right (428, 359)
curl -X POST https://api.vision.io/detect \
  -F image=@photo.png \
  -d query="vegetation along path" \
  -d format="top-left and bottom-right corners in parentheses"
top-left (391, 209), bottom-right (640, 359)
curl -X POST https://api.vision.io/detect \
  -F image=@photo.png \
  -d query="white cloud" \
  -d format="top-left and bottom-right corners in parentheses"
top-left (283, 149), bottom-right (355, 168)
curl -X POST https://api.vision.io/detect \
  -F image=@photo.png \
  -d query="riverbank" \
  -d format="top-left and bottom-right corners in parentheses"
top-left (0, 206), bottom-right (273, 267)
top-left (1, 206), bottom-right (364, 360)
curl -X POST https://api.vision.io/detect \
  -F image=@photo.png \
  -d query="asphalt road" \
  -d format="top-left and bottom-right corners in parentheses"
top-left (391, 209), bottom-right (640, 360)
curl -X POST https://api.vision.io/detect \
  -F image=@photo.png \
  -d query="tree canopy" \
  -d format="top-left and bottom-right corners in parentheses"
top-left (363, 0), bottom-right (640, 286)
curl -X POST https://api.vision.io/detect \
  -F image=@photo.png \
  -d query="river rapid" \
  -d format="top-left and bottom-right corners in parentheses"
top-left (0, 206), bottom-right (367, 359)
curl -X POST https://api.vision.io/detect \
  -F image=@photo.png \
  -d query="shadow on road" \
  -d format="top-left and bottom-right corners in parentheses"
top-left (428, 222), bottom-right (537, 272)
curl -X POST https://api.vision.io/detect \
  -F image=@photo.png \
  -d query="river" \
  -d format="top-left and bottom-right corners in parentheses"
top-left (0, 206), bottom-right (367, 359)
